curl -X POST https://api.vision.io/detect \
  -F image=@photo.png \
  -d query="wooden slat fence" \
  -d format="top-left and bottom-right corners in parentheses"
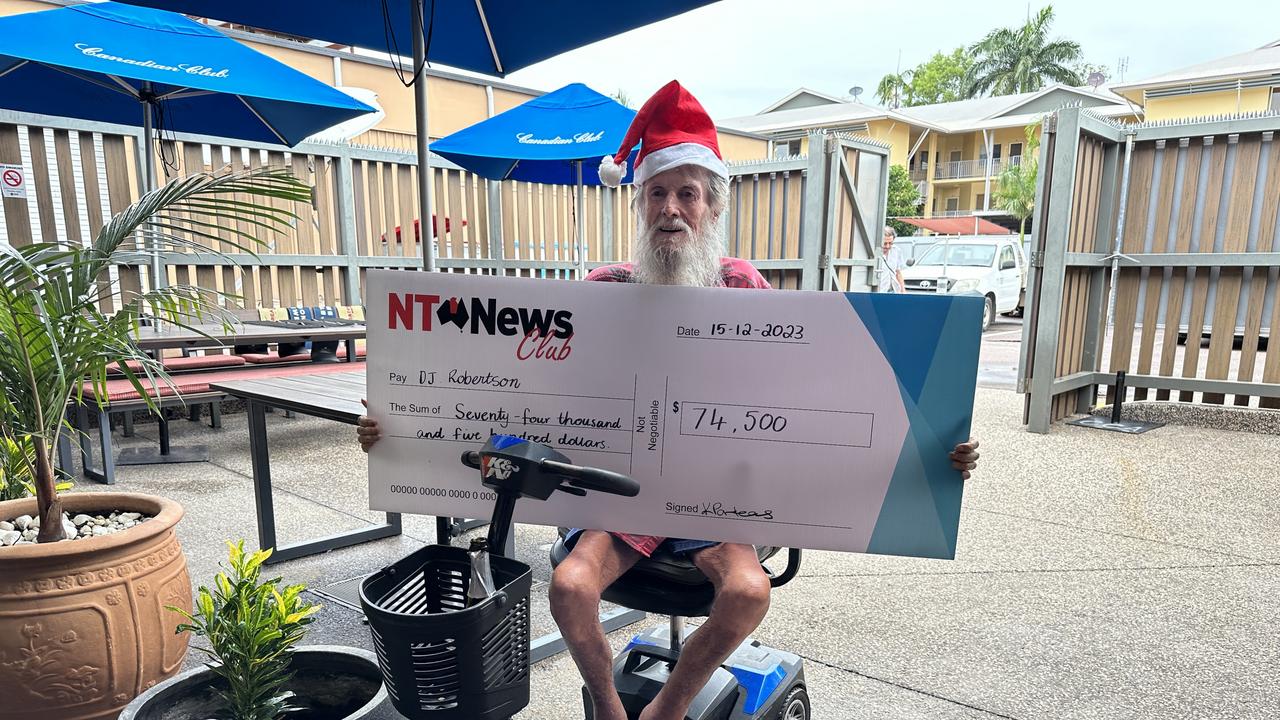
top-left (1, 111), bottom-right (889, 311)
top-left (1021, 107), bottom-right (1280, 432)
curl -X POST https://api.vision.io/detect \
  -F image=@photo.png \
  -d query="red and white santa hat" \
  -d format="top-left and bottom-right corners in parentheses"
top-left (598, 80), bottom-right (727, 188)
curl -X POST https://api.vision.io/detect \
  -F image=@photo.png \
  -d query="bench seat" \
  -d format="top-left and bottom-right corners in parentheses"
top-left (240, 351), bottom-right (312, 364)
top-left (107, 354), bottom-right (247, 376)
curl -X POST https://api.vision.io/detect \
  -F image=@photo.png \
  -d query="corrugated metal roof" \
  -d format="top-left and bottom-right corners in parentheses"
top-left (722, 84), bottom-right (1129, 136)
top-left (1112, 43), bottom-right (1280, 99)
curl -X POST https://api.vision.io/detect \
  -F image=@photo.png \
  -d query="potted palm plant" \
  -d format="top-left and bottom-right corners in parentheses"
top-left (120, 541), bottom-right (392, 720)
top-left (0, 168), bottom-right (311, 720)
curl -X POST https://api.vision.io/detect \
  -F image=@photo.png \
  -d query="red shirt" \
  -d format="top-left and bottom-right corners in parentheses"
top-left (585, 256), bottom-right (771, 556)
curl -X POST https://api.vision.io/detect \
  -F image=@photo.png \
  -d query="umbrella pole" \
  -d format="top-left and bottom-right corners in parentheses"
top-left (142, 90), bottom-right (164, 291)
top-left (575, 160), bottom-right (586, 279)
top-left (412, 0), bottom-right (436, 272)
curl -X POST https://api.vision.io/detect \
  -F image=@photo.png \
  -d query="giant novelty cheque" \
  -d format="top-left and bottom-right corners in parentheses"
top-left (366, 269), bottom-right (982, 559)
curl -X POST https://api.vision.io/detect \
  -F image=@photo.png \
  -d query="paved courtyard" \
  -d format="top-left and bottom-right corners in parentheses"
top-left (80, 374), bottom-right (1280, 720)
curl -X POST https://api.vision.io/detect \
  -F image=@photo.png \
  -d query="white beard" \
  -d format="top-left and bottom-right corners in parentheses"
top-left (631, 215), bottom-right (725, 287)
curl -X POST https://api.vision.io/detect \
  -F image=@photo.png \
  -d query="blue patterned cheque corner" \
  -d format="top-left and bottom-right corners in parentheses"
top-left (844, 292), bottom-right (984, 559)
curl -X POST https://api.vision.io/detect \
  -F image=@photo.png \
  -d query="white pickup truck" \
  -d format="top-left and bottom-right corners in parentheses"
top-left (900, 236), bottom-right (1027, 331)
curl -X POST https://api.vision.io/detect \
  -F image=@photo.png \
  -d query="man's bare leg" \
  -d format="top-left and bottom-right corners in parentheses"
top-left (549, 531), bottom-right (642, 720)
top-left (638, 542), bottom-right (771, 720)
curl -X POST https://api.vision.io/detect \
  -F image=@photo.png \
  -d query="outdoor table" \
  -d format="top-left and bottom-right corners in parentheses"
top-left (119, 321), bottom-right (367, 468)
top-left (209, 370), bottom-right (402, 564)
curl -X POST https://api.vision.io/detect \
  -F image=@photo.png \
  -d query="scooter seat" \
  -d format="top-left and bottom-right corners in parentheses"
top-left (550, 528), bottom-right (779, 618)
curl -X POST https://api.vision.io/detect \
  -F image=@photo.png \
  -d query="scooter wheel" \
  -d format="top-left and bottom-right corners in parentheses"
top-left (777, 686), bottom-right (810, 719)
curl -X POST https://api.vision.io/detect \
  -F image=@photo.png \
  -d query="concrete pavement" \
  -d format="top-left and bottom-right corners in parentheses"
top-left (81, 382), bottom-right (1279, 719)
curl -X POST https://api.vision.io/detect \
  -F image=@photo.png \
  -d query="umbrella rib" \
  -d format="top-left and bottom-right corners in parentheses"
top-left (472, 0), bottom-right (504, 74)
top-left (0, 60), bottom-right (29, 79)
top-left (42, 65), bottom-right (140, 99)
top-left (237, 96), bottom-right (289, 145)
top-left (160, 89), bottom-right (217, 101)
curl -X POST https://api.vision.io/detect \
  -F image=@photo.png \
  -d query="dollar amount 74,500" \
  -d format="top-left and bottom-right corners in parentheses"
top-left (671, 401), bottom-right (874, 449)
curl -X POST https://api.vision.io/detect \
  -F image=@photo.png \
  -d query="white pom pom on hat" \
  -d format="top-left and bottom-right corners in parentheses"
top-left (598, 154), bottom-right (627, 188)
top-left (597, 80), bottom-right (727, 189)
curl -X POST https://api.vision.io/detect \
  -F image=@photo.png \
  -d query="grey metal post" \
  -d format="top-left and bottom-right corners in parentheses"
top-left (798, 131), bottom-right (829, 291)
top-left (1076, 139), bottom-right (1122, 412)
top-left (412, 0), bottom-right (435, 272)
top-left (1026, 107), bottom-right (1083, 433)
top-left (1105, 134), bottom-right (1137, 334)
top-left (334, 150), bottom-right (361, 303)
top-left (602, 186), bottom-right (615, 263)
top-left (575, 160), bottom-right (586, 278)
top-left (486, 180), bottom-right (504, 273)
top-left (142, 86), bottom-right (164, 291)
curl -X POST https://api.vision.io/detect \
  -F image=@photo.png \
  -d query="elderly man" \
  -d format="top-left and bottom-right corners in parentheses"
top-left (878, 225), bottom-right (906, 293)
top-left (358, 81), bottom-right (980, 720)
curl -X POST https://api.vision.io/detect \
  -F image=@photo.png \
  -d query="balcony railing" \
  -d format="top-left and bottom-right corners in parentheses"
top-left (931, 154), bottom-right (1025, 181)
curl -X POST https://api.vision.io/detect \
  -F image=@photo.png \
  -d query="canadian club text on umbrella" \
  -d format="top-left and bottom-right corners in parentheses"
top-left (112, 0), bottom-right (722, 271)
top-left (0, 1), bottom-right (374, 289)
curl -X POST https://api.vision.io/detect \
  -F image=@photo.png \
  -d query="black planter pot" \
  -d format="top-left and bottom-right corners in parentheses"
top-left (119, 645), bottom-right (398, 720)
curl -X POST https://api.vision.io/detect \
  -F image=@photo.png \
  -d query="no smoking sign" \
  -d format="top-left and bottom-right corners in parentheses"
top-left (1, 163), bottom-right (27, 199)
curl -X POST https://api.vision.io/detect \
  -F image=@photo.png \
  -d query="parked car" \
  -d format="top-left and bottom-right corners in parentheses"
top-left (901, 235), bottom-right (1027, 331)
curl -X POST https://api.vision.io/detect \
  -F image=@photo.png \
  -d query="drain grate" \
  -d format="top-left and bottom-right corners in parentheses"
top-left (312, 573), bottom-right (372, 611)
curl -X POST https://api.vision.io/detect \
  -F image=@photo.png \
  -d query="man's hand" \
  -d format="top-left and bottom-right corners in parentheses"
top-left (950, 438), bottom-right (980, 480)
top-left (357, 399), bottom-right (382, 453)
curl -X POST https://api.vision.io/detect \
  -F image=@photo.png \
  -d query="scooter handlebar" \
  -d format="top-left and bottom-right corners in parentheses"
top-left (540, 459), bottom-right (640, 497)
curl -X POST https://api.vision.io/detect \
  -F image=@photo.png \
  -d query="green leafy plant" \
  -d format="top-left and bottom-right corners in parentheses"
top-left (993, 122), bottom-right (1043, 245)
top-left (0, 168), bottom-right (309, 541)
top-left (0, 432), bottom-right (72, 502)
top-left (886, 165), bottom-right (923, 237)
top-left (169, 540), bottom-right (321, 720)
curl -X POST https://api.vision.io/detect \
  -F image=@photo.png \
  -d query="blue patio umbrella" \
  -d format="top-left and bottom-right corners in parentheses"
top-left (431, 83), bottom-right (637, 274)
top-left (431, 83), bottom-right (636, 186)
top-left (114, 0), bottom-right (722, 271)
top-left (0, 1), bottom-right (375, 285)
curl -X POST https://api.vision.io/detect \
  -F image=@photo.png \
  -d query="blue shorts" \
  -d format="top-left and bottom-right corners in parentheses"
top-left (564, 528), bottom-right (719, 557)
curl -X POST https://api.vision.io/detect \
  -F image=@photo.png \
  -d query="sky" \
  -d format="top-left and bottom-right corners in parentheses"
top-left (494, 0), bottom-right (1277, 121)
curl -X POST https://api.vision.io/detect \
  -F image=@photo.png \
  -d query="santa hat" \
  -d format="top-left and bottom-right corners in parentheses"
top-left (598, 80), bottom-right (727, 188)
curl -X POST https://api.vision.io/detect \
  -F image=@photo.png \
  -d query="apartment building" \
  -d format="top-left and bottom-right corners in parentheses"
top-left (721, 84), bottom-right (1135, 224)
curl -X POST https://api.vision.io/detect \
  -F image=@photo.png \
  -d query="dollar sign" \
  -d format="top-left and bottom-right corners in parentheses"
top-left (671, 401), bottom-right (680, 414)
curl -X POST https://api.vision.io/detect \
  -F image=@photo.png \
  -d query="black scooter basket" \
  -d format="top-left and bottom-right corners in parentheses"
top-left (359, 544), bottom-right (532, 720)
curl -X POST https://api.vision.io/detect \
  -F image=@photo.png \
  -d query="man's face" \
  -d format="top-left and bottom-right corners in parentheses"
top-left (882, 233), bottom-right (895, 253)
top-left (631, 165), bottom-right (724, 287)
top-left (640, 165), bottom-right (716, 249)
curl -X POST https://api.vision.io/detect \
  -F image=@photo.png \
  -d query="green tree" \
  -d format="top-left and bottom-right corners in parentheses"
top-left (968, 6), bottom-right (1083, 97)
top-left (906, 49), bottom-right (974, 105)
top-left (874, 72), bottom-right (912, 109)
top-left (993, 122), bottom-right (1042, 244)
top-left (886, 164), bottom-right (922, 237)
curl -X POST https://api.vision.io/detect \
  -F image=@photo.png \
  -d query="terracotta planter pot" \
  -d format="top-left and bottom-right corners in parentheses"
top-left (119, 645), bottom-right (395, 720)
top-left (0, 492), bottom-right (192, 720)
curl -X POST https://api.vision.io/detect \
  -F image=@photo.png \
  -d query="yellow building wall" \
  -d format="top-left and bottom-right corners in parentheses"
top-left (717, 133), bottom-right (769, 162)
top-left (1144, 87), bottom-right (1271, 121)
top-left (863, 120), bottom-right (911, 167)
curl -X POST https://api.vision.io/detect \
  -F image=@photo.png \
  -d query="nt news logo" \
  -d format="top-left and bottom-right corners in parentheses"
top-left (387, 293), bottom-right (575, 361)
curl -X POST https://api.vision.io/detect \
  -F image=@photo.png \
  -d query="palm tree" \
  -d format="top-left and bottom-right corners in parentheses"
top-left (875, 71), bottom-right (912, 109)
top-left (0, 168), bottom-right (309, 541)
top-left (993, 122), bottom-right (1042, 245)
top-left (967, 6), bottom-right (1083, 97)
